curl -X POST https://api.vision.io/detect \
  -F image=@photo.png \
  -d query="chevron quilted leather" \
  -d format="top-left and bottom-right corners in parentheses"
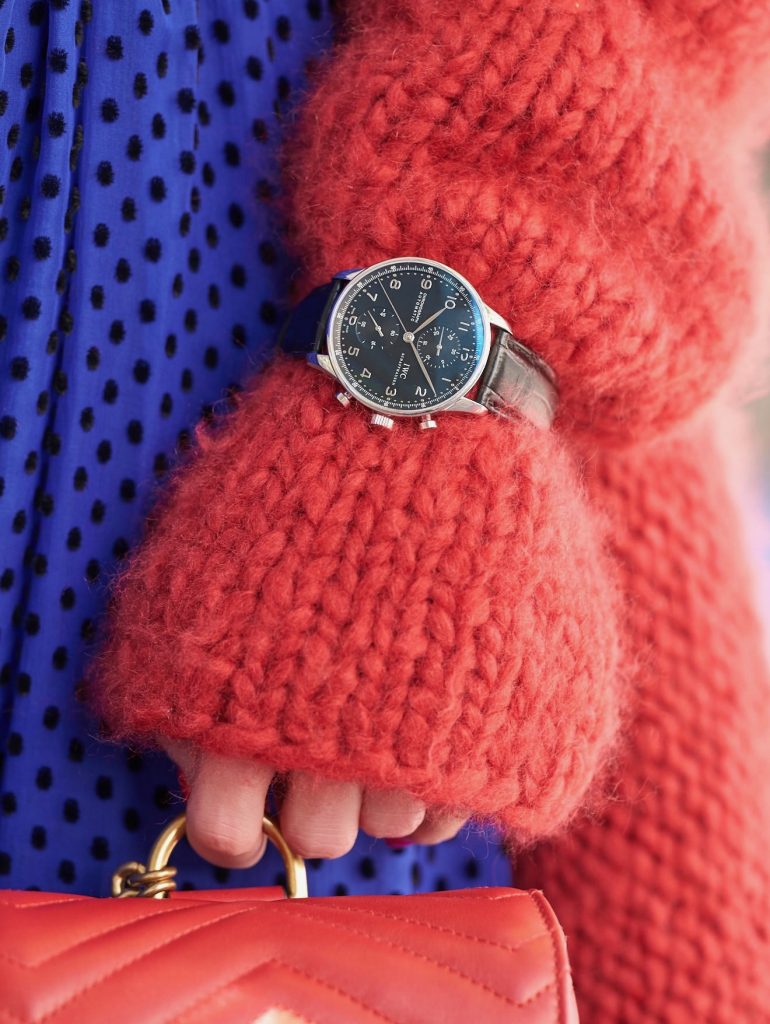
top-left (0, 886), bottom-right (578, 1024)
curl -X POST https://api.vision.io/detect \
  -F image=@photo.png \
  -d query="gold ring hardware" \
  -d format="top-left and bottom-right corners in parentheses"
top-left (111, 812), bottom-right (308, 900)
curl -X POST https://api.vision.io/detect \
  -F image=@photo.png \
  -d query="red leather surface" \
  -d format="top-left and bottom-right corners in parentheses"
top-left (0, 886), bottom-right (578, 1024)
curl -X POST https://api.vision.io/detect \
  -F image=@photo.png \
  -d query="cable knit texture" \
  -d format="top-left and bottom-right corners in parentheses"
top-left (518, 423), bottom-right (770, 1020)
top-left (83, 0), bottom-right (770, 1016)
top-left (86, 352), bottom-right (620, 841)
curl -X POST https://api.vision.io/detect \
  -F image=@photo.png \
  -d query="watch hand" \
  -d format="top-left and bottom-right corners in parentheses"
top-left (383, 286), bottom-right (408, 334)
top-left (406, 337), bottom-right (437, 396)
top-left (413, 304), bottom-right (447, 335)
top-left (369, 307), bottom-right (384, 337)
top-left (436, 325), bottom-right (444, 356)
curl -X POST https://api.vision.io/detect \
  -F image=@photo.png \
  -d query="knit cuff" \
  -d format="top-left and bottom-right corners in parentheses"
top-left (84, 351), bottom-right (621, 842)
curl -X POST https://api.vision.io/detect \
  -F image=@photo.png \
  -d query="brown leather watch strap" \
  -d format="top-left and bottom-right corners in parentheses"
top-left (475, 330), bottom-right (558, 429)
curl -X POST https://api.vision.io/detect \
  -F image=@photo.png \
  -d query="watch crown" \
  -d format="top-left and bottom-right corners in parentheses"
top-left (370, 413), bottom-right (394, 430)
top-left (336, 390), bottom-right (351, 407)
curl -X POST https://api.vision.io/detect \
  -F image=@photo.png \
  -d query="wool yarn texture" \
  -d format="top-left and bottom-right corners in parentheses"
top-left (86, 353), bottom-right (621, 842)
top-left (83, 0), bottom-right (770, 1017)
top-left (518, 423), bottom-right (770, 1021)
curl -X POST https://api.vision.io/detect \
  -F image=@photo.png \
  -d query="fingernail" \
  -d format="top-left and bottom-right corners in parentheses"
top-left (385, 837), bottom-right (414, 849)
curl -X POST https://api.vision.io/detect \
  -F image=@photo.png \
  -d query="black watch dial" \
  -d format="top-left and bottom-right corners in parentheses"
top-left (327, 258), bottom-right (488, 415)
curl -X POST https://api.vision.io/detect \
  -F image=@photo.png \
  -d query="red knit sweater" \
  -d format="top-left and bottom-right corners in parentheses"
top-left (83, 1), bottom-right (770, 1018)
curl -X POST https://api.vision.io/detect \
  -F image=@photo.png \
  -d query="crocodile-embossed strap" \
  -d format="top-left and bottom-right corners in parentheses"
top-left (475, 331), bottom-right (558, 430)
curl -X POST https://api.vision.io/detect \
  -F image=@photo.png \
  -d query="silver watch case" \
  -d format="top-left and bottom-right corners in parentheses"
top-left (309, 256), bottom-right (513, 419)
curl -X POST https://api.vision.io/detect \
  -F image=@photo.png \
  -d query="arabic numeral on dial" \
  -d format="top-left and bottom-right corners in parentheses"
top-left (366, 290), bottom-right (378, 301)
top-left (361, 367), bottom-right (372, 378)
top-left (385, 386), bottom-right (397, 397)
top-left (460, 350), bottom-right (469, 361)
top-left (389, 278), bottom-right (401, 290)
top-left (347, 346), bottom-right (360, 357)
top-left (415, 385), bottom-right (427, 397)
top-left (347, 314), bottom-right (357, 325)
top-left (445, 297), bottom-right (456, 309)
top-left (421, 278), bottom-right (432, 290)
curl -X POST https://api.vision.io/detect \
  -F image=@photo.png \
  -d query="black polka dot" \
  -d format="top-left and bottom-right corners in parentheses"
top-left (68, 739), bottom-right (85, 763)
top-left (43, 705), bottom-right (61, 728)
top-left (149, 176), bottom-right (166, 201)
top-left (137, 9), bottom-right (154, 34)
top-left (58, 860), bottom-right (75, 884)
top-left (177, 87), bottom-right (195, 113)
top-left (21, 296), bottom-right (41, 319)
top-left (217, 81), bottom-right (236, 106)
top-left (106, 35), bottom-right (123, 59)
top-left (96, 440), bottom-right (112, 464)
top-left (96, 160), bottom-right (114, 185)
top-left (126, 134), bottom-right (142, 160)
top-left (41, 173), bottom-right (61, 197)
top-left (31, 826), bottom-right (47, 850)
top-left (276, 16), bottom-right (291, 41)
top-left (47, 112), bottom-right (66, 141)
top-left (49, 48), bottom-right (68, 73)
top-left (10, 357), bottom-right (29, 380)
top-left (144, 238), bottom-right (161, 261)
top-left (63, 798), bottom-right (80, 823)
top-left (33, 236), bottom-right (52, 260)
top-left (109, 319), bottom-right (125, 344)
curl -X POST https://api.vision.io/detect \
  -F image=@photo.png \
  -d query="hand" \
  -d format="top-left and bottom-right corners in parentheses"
top-left (412, 303), bottom-right (447, 336)
top-left (163, 740), bottom-right (468, 868)
top-left (405, 335), bottom-right (437, 395)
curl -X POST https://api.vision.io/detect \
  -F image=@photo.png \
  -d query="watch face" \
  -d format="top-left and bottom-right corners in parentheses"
top-left (327, 257), bottom-right (489, 416)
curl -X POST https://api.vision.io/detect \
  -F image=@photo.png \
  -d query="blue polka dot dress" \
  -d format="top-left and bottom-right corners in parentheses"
top-left (0, 1), bottom-right (513, 898)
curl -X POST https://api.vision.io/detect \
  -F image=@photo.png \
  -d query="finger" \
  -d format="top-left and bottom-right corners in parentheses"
top-left (280, 772), bottom-right (362, 859)
top-left (404, 811), bottom-right (468, 846)
top-left (161, 738), bottom-right (202, 795)
top-left (359, 787), bottom-right (426, 839)
top-left (185, 753), bottom-right (275, 869)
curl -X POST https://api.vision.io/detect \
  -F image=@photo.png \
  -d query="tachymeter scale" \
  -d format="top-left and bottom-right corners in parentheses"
top-left (329, 260), bottom-right (486, 414)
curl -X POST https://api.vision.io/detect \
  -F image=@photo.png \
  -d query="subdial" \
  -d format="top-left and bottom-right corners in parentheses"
top-left (353, 304), bottom-right (396, 348)
top-left (417, 324), bottom-right (459, 370)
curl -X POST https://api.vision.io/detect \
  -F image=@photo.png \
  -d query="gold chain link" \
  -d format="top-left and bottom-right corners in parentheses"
top-left (111, 813), bottom-right (307, 900)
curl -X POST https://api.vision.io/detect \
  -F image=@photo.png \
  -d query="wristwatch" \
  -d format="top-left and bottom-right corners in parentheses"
top-left (277, 256), bottom-right (557, 431)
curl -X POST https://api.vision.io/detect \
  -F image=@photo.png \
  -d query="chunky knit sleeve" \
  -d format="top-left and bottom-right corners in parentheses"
top-left (83, 0), bottom-right (770, 842)
top-left (84, 352), bottom-right (621, 842)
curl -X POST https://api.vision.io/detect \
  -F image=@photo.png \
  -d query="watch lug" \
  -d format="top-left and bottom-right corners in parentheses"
top-left (484, 303), bottom-right (514, 336)
top-left (448, 395), bottom-right (489, 416)
top-left (334, 268), bottom-right (364, 282)
top-left (306, 352), bottom-right (337, 378)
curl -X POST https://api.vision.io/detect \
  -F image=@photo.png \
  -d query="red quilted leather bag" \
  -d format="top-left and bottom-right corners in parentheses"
top-left (0, 813), bottom-right (578, 1023)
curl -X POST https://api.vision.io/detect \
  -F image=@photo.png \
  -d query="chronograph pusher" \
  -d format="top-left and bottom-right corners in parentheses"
top-left (277, 257), bottom-right (558, 431)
